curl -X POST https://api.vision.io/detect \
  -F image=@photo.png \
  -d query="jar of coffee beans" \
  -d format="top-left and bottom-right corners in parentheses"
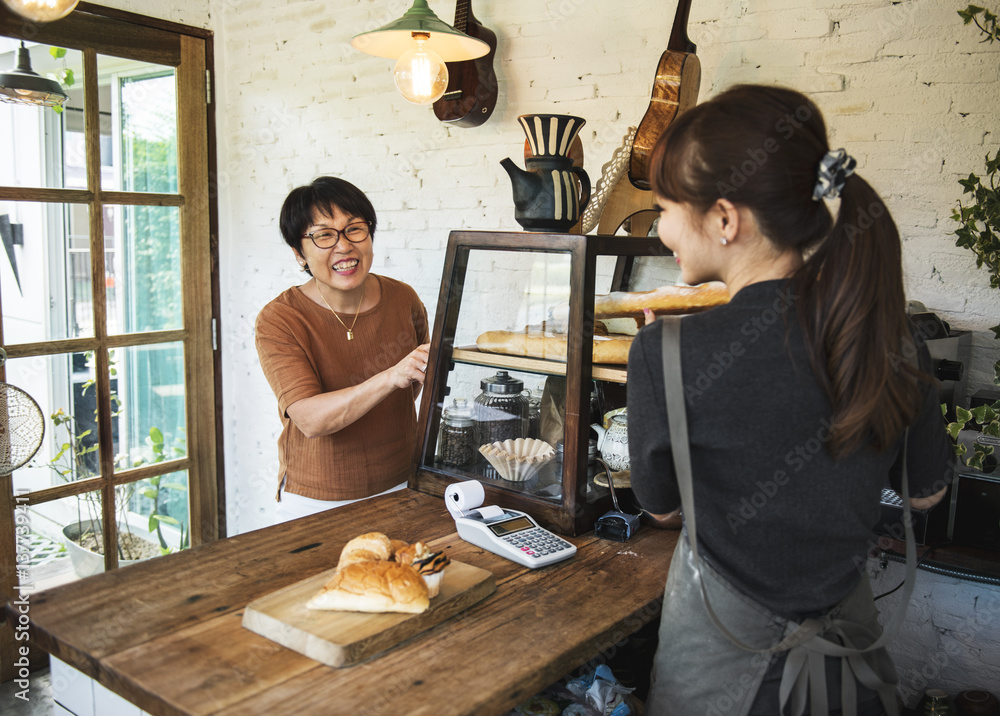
top-left (474, 371), bottom-right (529, 446)
top-left (439, 398), bottom-right (478, 467)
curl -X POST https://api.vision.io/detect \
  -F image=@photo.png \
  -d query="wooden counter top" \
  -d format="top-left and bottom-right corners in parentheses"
top-left (9, 489), bottom-right (677, 716)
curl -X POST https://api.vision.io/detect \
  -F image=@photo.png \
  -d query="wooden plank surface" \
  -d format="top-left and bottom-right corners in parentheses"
top-left (242, 558), bottom-right (496, 667)
top-left (12, 490), bottom-right (677, 716)
top-left (451, 346), bottom-right (628, 383)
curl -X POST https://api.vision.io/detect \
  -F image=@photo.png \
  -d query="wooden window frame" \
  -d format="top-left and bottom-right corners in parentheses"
top-left (0, 2), bottom-right (223, 682)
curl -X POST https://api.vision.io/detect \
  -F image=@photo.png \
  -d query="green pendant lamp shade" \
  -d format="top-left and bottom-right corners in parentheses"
top-left (350, 0), bottom-right (489, 61)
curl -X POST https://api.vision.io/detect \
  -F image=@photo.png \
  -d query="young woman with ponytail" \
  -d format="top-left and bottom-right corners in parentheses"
top-left (627, 84), bottom-right (954, 715)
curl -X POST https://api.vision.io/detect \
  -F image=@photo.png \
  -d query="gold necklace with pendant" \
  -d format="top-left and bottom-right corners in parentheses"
top-left (317, 280), bottom-right (365, 341)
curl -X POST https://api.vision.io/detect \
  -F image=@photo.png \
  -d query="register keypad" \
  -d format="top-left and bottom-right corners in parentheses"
top-left (500, 527), bottom-right (573, 560)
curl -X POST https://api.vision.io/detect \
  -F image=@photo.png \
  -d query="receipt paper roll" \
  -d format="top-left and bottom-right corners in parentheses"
top-left (445, 480), bottom-right (504, 519)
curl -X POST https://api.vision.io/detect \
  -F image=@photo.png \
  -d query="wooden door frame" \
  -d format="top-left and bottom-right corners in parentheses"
top-left (0, 3), bottom-right (223, 683)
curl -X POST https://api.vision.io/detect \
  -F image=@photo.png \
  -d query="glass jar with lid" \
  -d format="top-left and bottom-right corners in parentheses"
top-left (527, 382), bottom-right (545, 440)
top-left (474, 370), bottom-right (529, 446)
top-left (439, 397), bottom-right (478, 467)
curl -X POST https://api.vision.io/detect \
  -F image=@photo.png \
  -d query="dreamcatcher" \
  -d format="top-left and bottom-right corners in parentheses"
top-left (0, 347), bottom-right (45, 475)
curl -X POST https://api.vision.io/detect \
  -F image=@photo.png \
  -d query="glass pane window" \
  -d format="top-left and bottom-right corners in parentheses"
top-left (112, 342), bottom-right (185, 472)
top-left (18, 489), bottom-right (102, 590)
top-left (119, 72), bottom-right (177, 193)
top-left (0, 200), bottom-right (94, 342)
top-left (105, 203), bottom-right (182, 334)
top-left (13, 351), bottom-right (104, 493)
top-left (127, 470), bottom-right (189, 554)
top-left (0, 39), bottom-right (82, 190)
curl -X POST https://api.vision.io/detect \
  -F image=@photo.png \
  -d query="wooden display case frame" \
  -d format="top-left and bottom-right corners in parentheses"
top-left (410, 230), bottom-right (668, 536)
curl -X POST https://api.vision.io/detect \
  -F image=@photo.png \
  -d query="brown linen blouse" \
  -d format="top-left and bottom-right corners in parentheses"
top-left (255, 274), bottom-right (430, 501)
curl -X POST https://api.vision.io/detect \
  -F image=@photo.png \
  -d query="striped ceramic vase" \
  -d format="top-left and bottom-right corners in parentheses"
top-left (500, 114), bottom-right (591, 232)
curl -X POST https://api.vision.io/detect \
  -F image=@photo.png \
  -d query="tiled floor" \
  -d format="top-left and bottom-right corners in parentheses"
top-left (0, 667), bottom-right (54, 715)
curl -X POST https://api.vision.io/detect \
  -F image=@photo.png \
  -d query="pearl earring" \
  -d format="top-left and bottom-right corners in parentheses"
top-left (720, 237), bottom-right (728, 246)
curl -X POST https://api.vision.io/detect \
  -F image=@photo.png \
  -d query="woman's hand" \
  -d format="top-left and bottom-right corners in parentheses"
top-left (643, 308), bottom-right (656, 325)
top-left (287, 342), bottom-right (431, 437)
top-left (644, 508), bottom-right (682, 530)
top-left (388, 343), bottom-right (430, 390)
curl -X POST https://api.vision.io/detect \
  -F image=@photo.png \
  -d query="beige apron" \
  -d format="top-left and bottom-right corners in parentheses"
top-left (646, 316), bottom-right (916, 716)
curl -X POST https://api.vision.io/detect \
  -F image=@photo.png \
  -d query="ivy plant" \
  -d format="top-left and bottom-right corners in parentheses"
top-left (952, 5), bottom-right (1000, 389)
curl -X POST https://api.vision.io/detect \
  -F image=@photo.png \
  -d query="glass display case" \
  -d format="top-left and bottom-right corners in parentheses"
top-left (411, 230), bottom-right (678, 535)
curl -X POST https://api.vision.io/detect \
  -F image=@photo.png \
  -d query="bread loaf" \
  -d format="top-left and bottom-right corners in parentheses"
top-left (593, 281), bottom-right (729, 319)
top-left (545, 281), bottom-right (728, 329)
top-left (306, 560), bottom-right (430, 614)
top-left (476, 329), bottom-right (634, 365)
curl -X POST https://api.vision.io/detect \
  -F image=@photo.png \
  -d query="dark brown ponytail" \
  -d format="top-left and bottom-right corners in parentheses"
top-left (791, 173), bottom-right (924, 455)
top-left (649, 84), bottom-right (925, 457)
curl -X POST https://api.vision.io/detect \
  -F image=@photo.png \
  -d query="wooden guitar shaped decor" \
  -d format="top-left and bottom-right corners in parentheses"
top-left (592, 0), bottom-right (701, 237)
top-left (627, 0), bottom-right (701, 189)
top-left (432, 0), bottom-right (498, 128)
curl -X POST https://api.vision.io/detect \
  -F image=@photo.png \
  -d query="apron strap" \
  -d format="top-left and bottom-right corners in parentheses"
top-left (660, 315), bottom-right (912, 715)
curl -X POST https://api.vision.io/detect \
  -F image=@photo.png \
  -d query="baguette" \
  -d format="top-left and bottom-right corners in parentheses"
top-left (546, 281), bottom-right (728, 328)
top-left (594, 281), bottom-right (729, 319)
top-left (476, 329), bottom-right (633, 365)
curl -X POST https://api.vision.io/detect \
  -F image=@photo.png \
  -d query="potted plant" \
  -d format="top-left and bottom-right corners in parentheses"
top-left (42, 354), bottom-right (189, 576)
top-left (46, 408), bottom-right (168, 576)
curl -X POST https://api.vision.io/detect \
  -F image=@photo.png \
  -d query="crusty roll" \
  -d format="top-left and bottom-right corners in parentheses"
top-left (336, 532), bottom-right (393, 570)
top-left (306, 560), bottom-right (429, 614)
top-left (476, 330), bottom-right (634, 365)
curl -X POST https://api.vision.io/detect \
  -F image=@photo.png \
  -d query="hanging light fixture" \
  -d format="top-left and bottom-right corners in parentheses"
top-left (350, 0), bottom-right (489, 105)
top-left (1, 0), bottom-right (79, 23)
top-left (0, 41), bottom-right (68, 108)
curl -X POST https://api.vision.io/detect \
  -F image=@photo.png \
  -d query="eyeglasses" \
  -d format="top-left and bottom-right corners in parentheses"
top-left (302, 221), bottom-right (371, 249)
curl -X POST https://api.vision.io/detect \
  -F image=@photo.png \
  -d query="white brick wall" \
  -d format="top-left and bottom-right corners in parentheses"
top-left (99, 0), bottom-right (1000, 703)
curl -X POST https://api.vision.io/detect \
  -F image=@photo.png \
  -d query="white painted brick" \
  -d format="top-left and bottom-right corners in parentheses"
top-left (755, 11), bottom-right (834, 40)
top-left (717, 67), bottom-right (845, 93)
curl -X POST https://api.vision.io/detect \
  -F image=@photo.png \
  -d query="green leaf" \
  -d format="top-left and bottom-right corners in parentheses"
top-left (947, 421), bottom-right (965, 439)
top-left (155, 515), bottom-right (180, 526)
top-left (62, 68), bottom-right (74, 87)
top-left (959, 173), bottom-right (980, 192)
top-left (49, 47), bottom-right (67, 59)
top-left (149, 426), bottom-right (164, 444)
top-left (141, 489), bottom-right (158, 500)
top-left (162, 482), bottom-right (187, 491)
top-left (956, 405), bottom-right (973, 424)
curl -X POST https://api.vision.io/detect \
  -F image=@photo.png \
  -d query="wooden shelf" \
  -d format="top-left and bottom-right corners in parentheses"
top-left (878, 536), bottom-right (1000, 582)
top-left (451, 346), bottom-right (628, 383)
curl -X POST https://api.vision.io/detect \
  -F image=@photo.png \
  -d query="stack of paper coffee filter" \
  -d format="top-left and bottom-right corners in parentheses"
top-left (479, 438), bottom-right (555, 481)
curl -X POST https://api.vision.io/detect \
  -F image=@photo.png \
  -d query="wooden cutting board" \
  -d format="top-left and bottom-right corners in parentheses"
top-left (242, 560), bottom-right (495, 667)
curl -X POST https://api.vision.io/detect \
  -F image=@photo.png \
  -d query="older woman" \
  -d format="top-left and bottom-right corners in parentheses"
top-left (255, 176), bottom-right (430, 523)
